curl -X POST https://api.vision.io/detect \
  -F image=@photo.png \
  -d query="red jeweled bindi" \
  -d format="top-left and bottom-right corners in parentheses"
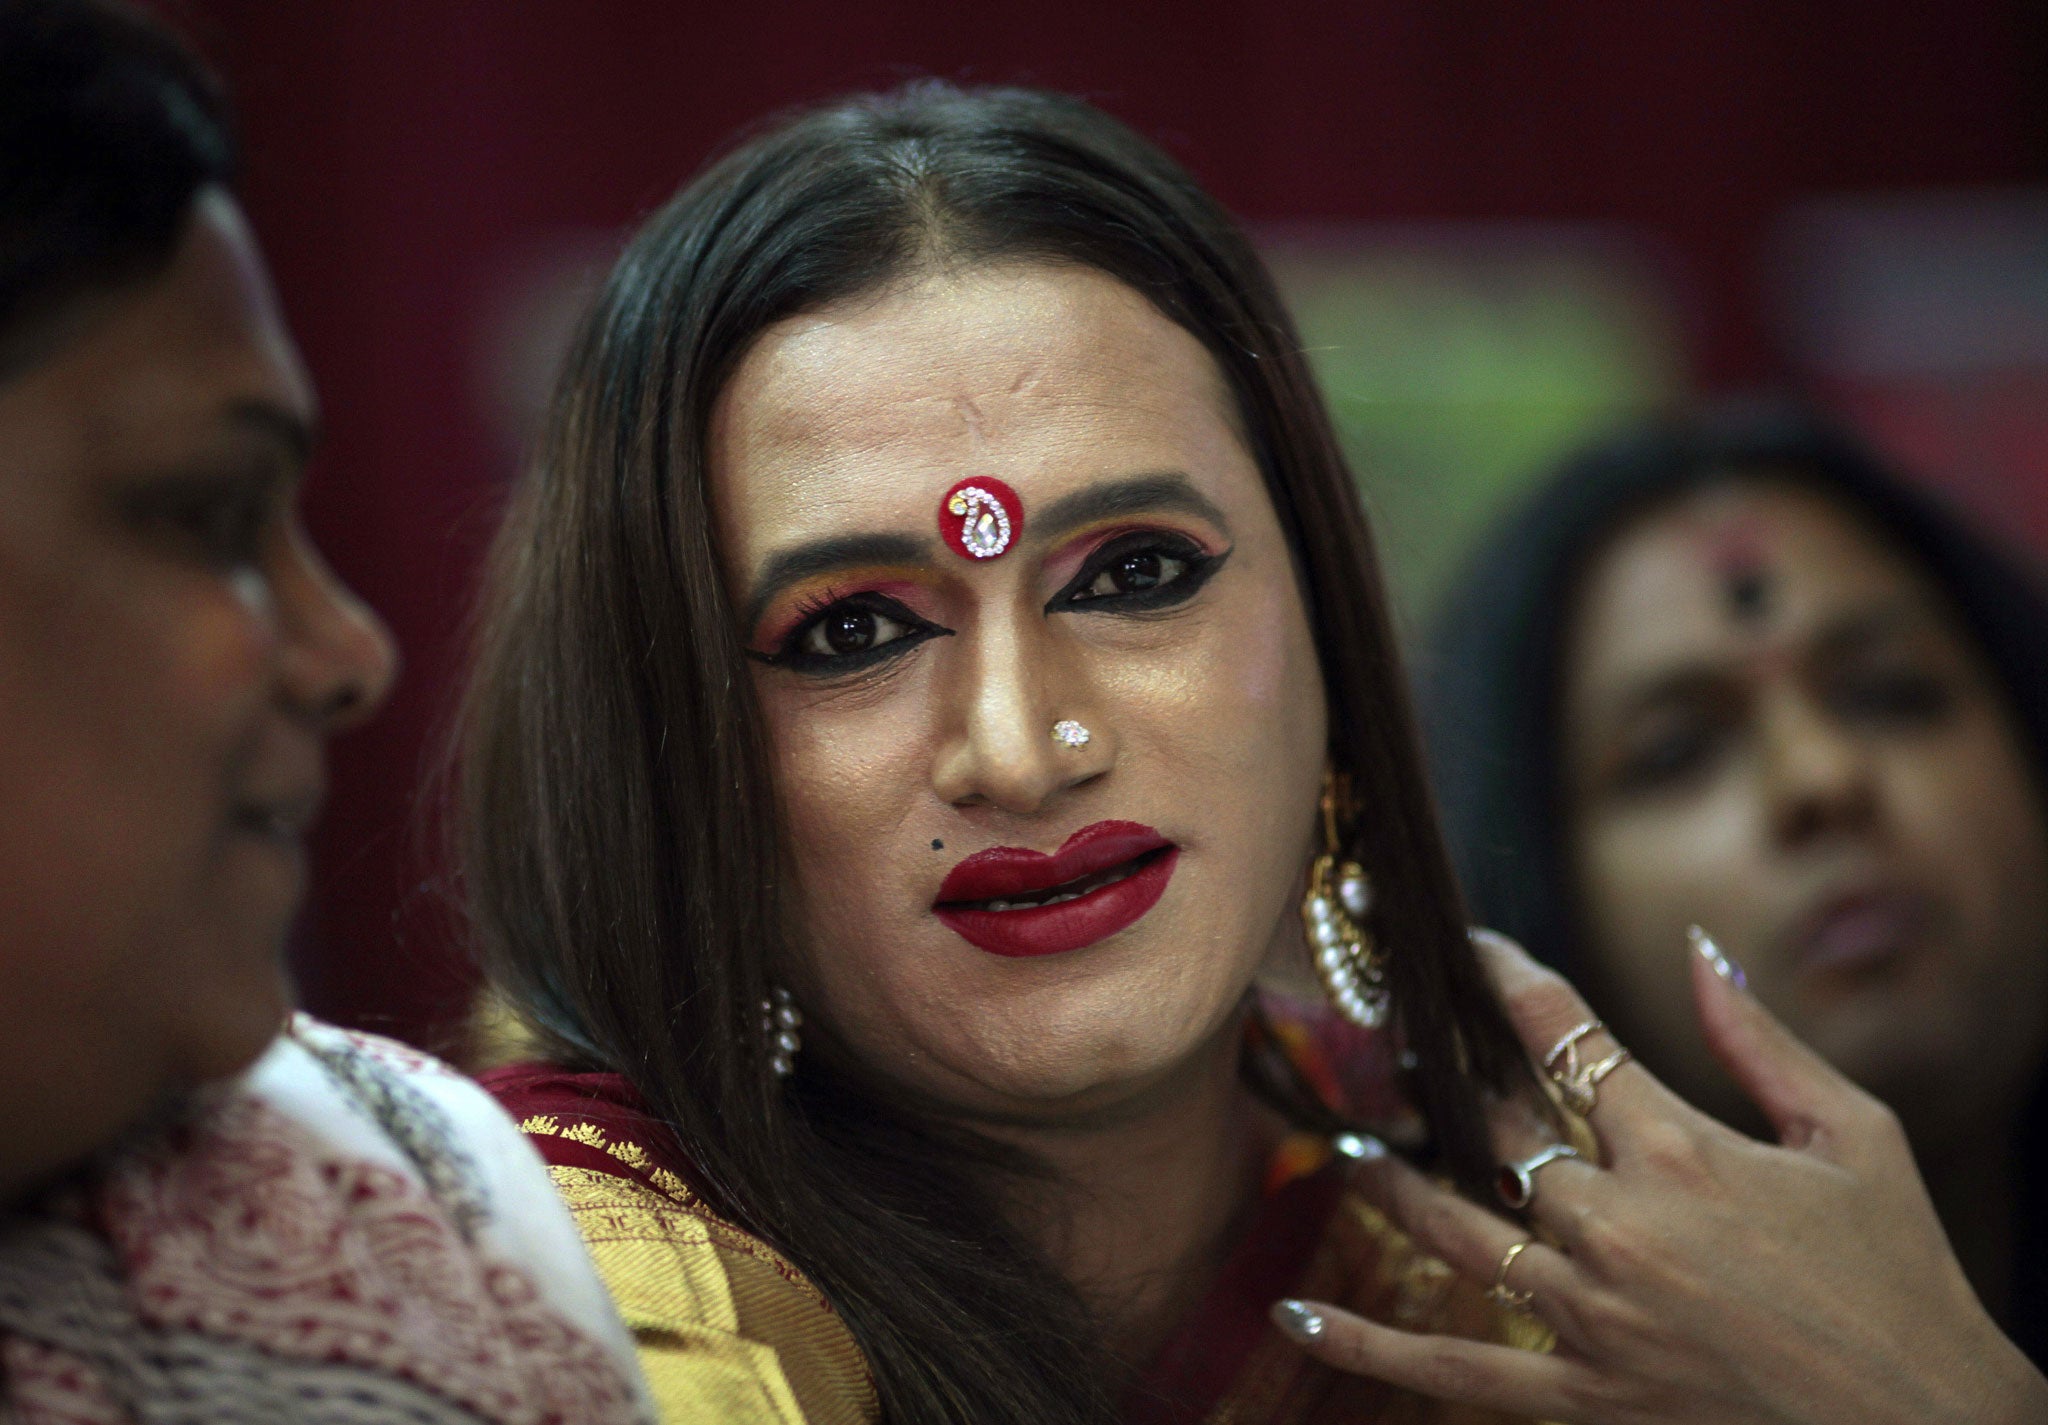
top-left (939, 476), bottom-right (1023, 560)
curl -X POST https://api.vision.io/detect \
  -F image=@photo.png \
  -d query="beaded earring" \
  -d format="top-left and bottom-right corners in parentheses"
top-left (762, 986), bottom-right (802, 1078)
top-left (1300, 770), bottom-right (1391, 1029)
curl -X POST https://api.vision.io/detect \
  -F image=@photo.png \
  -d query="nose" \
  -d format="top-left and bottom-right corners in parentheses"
top-left (929, 611), bottom-right (1111, 814)
top-left (1759, 688), bottom-right (1878, 849)
top-left (275, 525), bottom-right (398, 731)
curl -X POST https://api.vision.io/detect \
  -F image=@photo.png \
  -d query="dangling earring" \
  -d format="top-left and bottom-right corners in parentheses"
top-left (1301, 770), bottom-right (1391, 1028)
top-left (762, 985), bottom-right (802, 1078)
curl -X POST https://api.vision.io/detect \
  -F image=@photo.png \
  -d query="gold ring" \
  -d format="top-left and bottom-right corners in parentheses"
top-left (1486, 1240), bottom-right (1534, 1313)
top-left (1543, 1019), bottom-right (1603, 1077)
top-left (1544, 1020), bottom-right (1632, 1115)
top-left (1557, 1047), bottom-right (1633, 1116)
top-left (1581, 1047), bottom-right (1632, 1095)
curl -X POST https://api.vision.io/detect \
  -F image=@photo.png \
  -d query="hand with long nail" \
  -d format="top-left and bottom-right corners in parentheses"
top-left (1268, 927), bottom-right (2048, 1424)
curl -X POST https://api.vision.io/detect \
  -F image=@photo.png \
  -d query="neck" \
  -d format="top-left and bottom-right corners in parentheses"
top-left (980, 1008), bottom-right (1284, 1372)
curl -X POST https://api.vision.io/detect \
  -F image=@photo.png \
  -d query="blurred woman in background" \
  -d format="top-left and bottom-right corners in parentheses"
top-left (1425, 403), bottom-right (2048, 1365)
top-left (0, 3), bottom-right (650, 1418)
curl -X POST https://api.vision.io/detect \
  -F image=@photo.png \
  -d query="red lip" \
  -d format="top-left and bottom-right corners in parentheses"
top-left (935, 820), bottom-right (1178, 958)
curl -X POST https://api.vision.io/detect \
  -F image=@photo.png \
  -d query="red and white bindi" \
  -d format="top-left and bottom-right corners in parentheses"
top-left (939, 476), bottom-right (1023, 560)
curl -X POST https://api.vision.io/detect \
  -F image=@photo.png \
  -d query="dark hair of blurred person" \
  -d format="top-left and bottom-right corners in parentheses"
top-left (0, 0), bottom-right (234, 375)
top-left (0, 4), bottom-right (652, 1416)
top-left (1422, 401), bottom-right (2048, 1363)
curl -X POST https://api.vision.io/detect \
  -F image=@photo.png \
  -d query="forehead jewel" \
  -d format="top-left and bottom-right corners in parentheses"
top-left (940, 476), bottom-right (1024, 560)
top-left (1700, 513), bottom-right (1775, 622)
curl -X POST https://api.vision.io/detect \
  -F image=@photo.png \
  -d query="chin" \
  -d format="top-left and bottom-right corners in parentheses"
top-left (175, 938), bottom-right (293, 1085)
top-left (940, 987), bottom-right (1241, 1116)
top-left (182, 1009), bottom-right (287, 1086)
top-left (948, 1059), bottom-right (1178, 1123)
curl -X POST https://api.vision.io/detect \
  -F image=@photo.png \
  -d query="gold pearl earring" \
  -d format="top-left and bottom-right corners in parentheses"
top-left (1301, 770), bottom-right (1390, 1028)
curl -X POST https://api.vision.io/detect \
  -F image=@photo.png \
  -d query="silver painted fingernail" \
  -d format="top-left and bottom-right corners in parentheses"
top-left (1687, 924), bottom-right (1747, 989)
top-left (1273, 1299), bottom-right (1326, 1341)
top-left (1331, 1132), bottom-right (1388, 1162)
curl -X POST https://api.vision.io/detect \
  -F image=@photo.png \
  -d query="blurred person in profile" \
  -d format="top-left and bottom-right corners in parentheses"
top-left (0, 2), bottom-right (652, 1418)
top-left (1424, 402), bottom-right (2048, 1364)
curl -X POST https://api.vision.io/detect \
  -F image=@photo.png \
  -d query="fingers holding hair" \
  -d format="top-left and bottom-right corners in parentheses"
top-left (1343, 1141), bottom-right (1611, 1346)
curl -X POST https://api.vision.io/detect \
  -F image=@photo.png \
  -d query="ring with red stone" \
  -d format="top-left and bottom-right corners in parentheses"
top-left (1496, 1142), bottom-right (1581, 1209)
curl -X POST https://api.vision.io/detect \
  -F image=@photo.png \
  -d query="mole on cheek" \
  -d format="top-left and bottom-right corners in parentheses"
top-left (931, 839), bottom-right (944, 851)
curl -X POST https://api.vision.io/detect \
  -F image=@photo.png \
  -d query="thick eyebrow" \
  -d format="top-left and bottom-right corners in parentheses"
top-left (738, 473), bottom-right (1230, 633)
top-left (1030, 471), bottom-right (1232, 547)
top-left (1601, 596), bottom-right (1934, 723)
top-left (743, 531), bottom-right (933, 632)
top-left (227, 398), bottom-right (320, 468)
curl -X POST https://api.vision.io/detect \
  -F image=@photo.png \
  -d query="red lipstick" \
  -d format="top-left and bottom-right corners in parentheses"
top-left (934, 820), bottom-right (1178, 958)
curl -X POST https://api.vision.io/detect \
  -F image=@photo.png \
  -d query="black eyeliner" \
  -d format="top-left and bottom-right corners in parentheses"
top-left (1046, 532), bottom-right (1232, 614)
top-left (750, 591), bottom-right (954, 675)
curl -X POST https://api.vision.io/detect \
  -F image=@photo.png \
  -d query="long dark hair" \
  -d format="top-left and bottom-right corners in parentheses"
top-left (460, 82), bottom-right (1529, 1424)
top-left (0, 0), bottom-right (235, 378)
top-left (1419, 398), bottom-right (2048, 1362)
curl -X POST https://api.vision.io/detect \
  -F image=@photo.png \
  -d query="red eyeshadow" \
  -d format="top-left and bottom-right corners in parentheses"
top-left (753, 575), bottom-right (934, 648)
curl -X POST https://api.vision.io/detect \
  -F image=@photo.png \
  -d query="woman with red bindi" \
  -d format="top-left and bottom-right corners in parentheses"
top-left (1428, 402), bottom-right (2048, 1373)
top-left (465, 90), bottom-right (2048, 1424)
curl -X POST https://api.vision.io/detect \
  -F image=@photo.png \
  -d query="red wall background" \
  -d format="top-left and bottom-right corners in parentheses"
top-left (166, 0), bottom-right (2047, 1050)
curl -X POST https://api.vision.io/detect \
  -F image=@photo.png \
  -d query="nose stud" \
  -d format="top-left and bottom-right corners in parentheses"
top-left (940, 477), bottom-right (1023, 560)
top-left (1051, 719), bottom-right (1091, 749)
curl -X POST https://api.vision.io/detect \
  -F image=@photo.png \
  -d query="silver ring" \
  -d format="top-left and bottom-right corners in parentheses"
top-left (1496, 1142), bottom-right (1581, 1209)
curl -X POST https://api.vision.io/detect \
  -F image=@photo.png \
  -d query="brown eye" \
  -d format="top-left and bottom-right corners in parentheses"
top-left (1050, 532), bottom-right (1227, 616)
top-left (1110, 551), bottom-right (1161, 591)
top-left (1613, 722), bottom-right (1718, 792)
top-left (750, 592), bottom-right (953, 676)
top-left (822, 608), bottom-right (877, 655)
top-left (1829, 666), bottom-right (1953, 728)
top-left (1080, 548), bottom-right (1184, 599)
top-left (1606, 697), bottom-right (1736, 798)
top-left (772, 595), bottom-right (945, 673)
top-left (124, 472), bottom-right (278, 571)
top-left (803, 606), bottom-right (902, 659)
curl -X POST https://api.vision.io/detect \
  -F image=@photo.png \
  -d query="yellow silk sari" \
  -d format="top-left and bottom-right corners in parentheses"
top-left (484, 1009), bottom-right (1545, 1425)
